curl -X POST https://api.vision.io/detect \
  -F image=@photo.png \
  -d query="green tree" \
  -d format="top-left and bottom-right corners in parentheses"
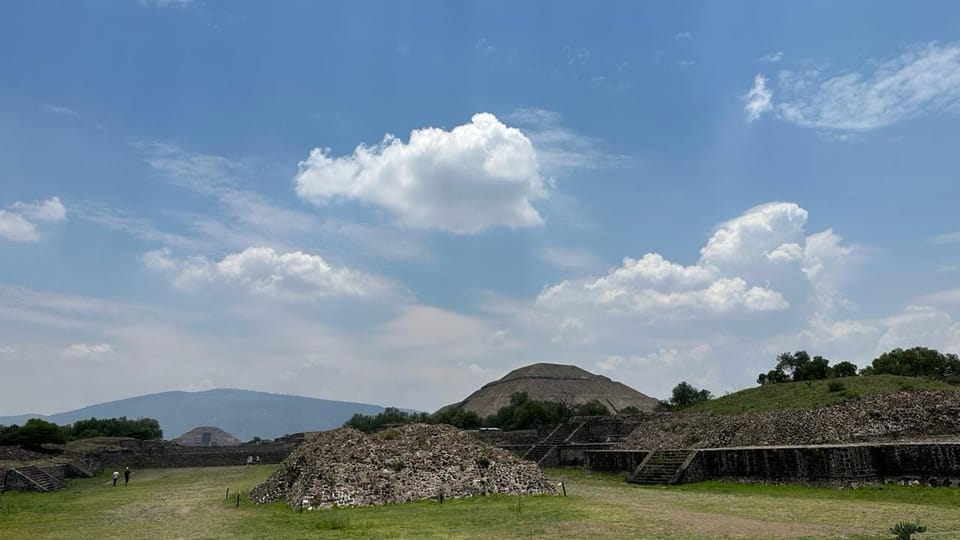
top-left (870, 347), bottom-right (960, 380)
top-left (0, 424), bottom-right (20, 445)
top-left (664, 381), bottom-right (712, 409)
top-left (758, 368), bottom-right (789, 385)
top-left (830, 361), bottom-right (858, 378)
top-left (430, 407), bottom-right (483, 429)
top-left (759, 351), bottom-right (843, 384)
top-left (13, 418), bottom-right (67, 448)
top-left (574, 400), bottom-right (610, 417)
top-left (69, 417), bottom-right (163, 440)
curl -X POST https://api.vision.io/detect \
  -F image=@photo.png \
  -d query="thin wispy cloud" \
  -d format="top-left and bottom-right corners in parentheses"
top-left (758, 51), bottom-right (784, 63)
top-left (562, 45), bottom-right (589, 66)
top-left (744, 75), bottom-right (773, 121)
top-left (505, 108), bottom-right (631, 173)
top-left (41, 104), bottom-right (79, 116)
top-left (675, 32), bottom-right (692, 41)
top-left (138, 0), bottom-right (192, 7)
top-left (0, 197), bottom-right (66, 242)
top-left (747, 41), bottom-right (960, 131)
top-left (929, 230), bottom-right (960, 245)
top-left (475, 38), bottom-right (495, 55)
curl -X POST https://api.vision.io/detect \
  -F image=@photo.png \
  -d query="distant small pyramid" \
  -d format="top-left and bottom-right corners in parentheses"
top-left (439, 362), bottom-right (658, 418)
top-left (173, 426), bottom-right (242, 447)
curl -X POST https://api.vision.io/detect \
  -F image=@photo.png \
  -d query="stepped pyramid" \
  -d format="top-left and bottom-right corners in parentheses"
top-left (173, 426), bottom-right (241, 447)
top-left (439, 363), bottom-right (658, 418)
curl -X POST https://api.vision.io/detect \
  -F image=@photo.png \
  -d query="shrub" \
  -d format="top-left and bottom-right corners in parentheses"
top-left (890, 520), bottom-right (927, 539)
top-left (379, 428), bottom-right (401, 440)
top-left (828, 381), bottom-right (846, 393)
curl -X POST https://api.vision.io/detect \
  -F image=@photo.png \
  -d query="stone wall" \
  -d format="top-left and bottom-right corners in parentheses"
top-left (584, 450), bottom-right (649, 473)
top-left (83, 441), bottom-right (297, 470)
top-left (568, 415), bottom-right (651, 443)
top-left (473, 429), bottom-right (541, 446)
top-left (677, 442), bottom-right (960, 486)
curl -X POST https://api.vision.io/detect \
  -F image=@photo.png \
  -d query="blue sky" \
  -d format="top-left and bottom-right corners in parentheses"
top-left (2, 0), bottom-right (959, 415)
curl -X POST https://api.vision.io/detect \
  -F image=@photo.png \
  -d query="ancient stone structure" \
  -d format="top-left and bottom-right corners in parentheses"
top-left (80, 438), bottom-right (296, 469)
top-left (173, 426), bottom-right (241, 447)
top-left (250, 424), bottom-right (556, 509)
top-left (438, 363), bottom-right (658, 418)
top-left (622, 390), bottom-right (960, 449)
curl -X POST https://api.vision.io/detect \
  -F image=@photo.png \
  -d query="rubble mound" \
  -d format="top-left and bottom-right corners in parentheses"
top-left (623, 390), bottom-right (960, 449)
top-left (250, 424), bottom-right (555, 509)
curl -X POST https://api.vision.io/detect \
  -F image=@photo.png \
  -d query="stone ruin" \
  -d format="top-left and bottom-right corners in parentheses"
top-left (249, 424), bottom-right (556, 510)
top-left (621, 390), bottom-right (960, 450)
top-left (173, 426), bottom-right (242, 447)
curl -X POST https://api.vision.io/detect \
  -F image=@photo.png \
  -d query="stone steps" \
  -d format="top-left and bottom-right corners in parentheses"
top-left (521, 422), bottom-right (584, 466)
top-left (12, 465), bottom-right (64, 492)
top-left (628, 449), bottom-right (695, 485)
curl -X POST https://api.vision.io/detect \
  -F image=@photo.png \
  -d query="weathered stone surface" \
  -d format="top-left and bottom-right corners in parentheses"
top-left (623, 390), bottom-right (960, 449)
top-left (250, 424), bottom-right (556, 509)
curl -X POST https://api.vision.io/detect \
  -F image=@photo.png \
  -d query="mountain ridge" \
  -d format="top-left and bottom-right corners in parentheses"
top-left (0, 388), bottom-right (393, 441)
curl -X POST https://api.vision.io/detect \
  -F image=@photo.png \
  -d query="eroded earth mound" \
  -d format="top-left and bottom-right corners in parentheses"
top-left (250, 424), bottom-right (555, 509)
top-left (623, 390), bottom-right (960, 449)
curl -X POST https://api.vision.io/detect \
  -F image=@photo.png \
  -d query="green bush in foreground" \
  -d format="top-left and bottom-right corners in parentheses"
top-left (890, 520), bottom-right (927, 539)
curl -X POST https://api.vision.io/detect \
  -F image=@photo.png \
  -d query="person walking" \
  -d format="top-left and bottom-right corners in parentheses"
top-left (112, 470), bottom-right (119, 487)
top-left (123, 467), bottom-right (131, 486)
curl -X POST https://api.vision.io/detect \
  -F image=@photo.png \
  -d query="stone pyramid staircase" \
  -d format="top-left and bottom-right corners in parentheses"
top-left (521, 421), bottom-right (583, 466)
top-left (11, 465), bottom-right (65, 492)
top-left (627, 449), bottom-right (697, 485)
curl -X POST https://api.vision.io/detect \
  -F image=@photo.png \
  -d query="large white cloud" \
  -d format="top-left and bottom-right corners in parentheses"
top-left (702, 203), bottom-right (859, 312)
top-left (747, 41), bottom-right (960, 131)
top-left (700, 202), bottom-right (808, 268)
top-left (0, 197), bottom-right (66, 242)
top-left (538, 257), bottom-right (788, 316)
top-left (143, 247), bottom-right (396, 301)
top-left (295, 113), bottom-right (548, 234)
top-left (537, 202), bottom-right (861, 330)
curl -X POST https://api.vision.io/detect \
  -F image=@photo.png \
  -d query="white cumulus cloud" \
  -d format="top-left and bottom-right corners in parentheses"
top-left (143, 247), bottom-right (396, 301)
top-left (537, 202), bottom-right (861, 326)
top-left (538, 252), bottom-right (788, 316)
top-left (0, 197), bottom-right (66, 241)
top-left (295, 113), bottom-right (548, 234)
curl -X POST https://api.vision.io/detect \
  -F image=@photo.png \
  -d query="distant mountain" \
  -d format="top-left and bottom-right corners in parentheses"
top-left (0, 389), bottom-right (393, 441)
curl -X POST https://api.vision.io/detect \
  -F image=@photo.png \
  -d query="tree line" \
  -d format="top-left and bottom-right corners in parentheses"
top-left (757, 346), bottom-right (960, 385)
top-left (344, 392), bottom-right (617, 433)
top-left (0, 416), bottom-right (163, 448)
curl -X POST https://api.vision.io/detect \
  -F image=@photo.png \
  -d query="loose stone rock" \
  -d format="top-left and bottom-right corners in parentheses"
top-left (250, 424), bottom-right (556, 509)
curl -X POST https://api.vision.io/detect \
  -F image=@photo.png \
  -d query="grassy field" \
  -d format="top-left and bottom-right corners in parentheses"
top-left (2, 465), bottom-right (960, 539)
top-left (682, 375), bottom-right (957, 415)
